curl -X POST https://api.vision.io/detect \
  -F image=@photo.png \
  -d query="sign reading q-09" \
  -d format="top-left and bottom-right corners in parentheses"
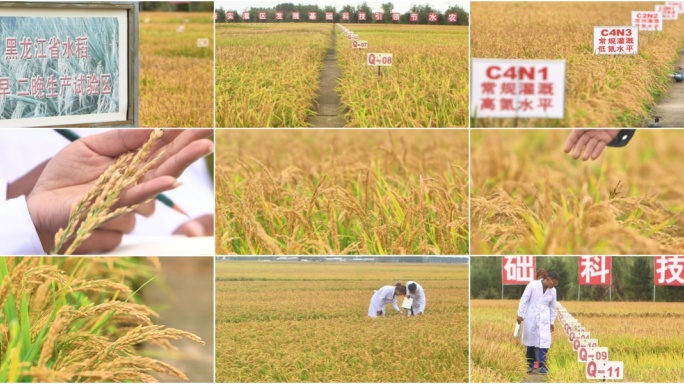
top-left (0, 6), bottom-right (129, 127)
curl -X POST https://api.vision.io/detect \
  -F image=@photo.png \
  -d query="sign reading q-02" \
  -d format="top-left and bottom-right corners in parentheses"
top-left (0, 3), bottom-right (134, 127)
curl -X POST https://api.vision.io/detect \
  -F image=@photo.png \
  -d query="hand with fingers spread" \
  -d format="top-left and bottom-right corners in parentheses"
top-left (563, 129), bottom-right (620, 161)
top-left (25, 129), bottom-right (213, 254)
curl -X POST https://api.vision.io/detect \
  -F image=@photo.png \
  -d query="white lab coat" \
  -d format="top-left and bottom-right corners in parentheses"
top-left (368, 285), bottom-right (401, 317)
top-left (0, 191), bottom-right (45, 255)
top-left (406, 281), bottom-right (426, 316)
top-left (517, 279), bottom-right (556, 349)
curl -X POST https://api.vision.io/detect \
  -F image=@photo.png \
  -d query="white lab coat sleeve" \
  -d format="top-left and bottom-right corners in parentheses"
top-left (550, 289), bottom-right (557, 324)
top-left (0, 196), bottom-right (46, 255)
top-left (417, 291), bottom-right (426, 313)
top-left (517, 282), bottom-right (533, 318)
top-left (1, 179), bottom-right (7, 201)
top-left (392, 297), bottom-right (400, 312)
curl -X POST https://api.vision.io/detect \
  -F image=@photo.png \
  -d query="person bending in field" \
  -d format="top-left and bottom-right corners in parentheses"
top-left (516, 271), bottom-right (559, 375)
top-left (406, 281), bottom-right (426, 317)
top-left (564, 129), bottom-right (635, 161)
top-left (368, 283), bottom-right (406, 317)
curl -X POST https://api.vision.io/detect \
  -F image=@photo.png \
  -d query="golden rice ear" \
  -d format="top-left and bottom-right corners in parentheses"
top-left (4, 257), bottom-right (204, 382)
top-left (53, 129), bottom-right (165, 255)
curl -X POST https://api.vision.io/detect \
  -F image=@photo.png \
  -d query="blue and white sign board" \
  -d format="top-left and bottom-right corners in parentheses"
top-left (0, 7), bottom-right (129, 127)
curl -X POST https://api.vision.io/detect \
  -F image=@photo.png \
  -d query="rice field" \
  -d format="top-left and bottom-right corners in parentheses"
top-left (471, 130), bottom-right (684, 254)
top-left (215, 23), bottom-right (468, 127)
top-left (470, 1), bottom-right (684, 127)
top-left (215, 23), bottom-right (330, 127)
top-left (336, 24), bottom-right (469, 127)
top-left (215, 262), bottom-right (469, 382)
top-left (215, 130), bottom-right (469, 255)
top-left (139, 12), bottom-right (214, 127)
top-left (470, 299), bottom-right (684, 382)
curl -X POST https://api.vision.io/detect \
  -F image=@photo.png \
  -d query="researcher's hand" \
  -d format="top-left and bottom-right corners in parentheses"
top-left (174, 214), bottom-right (214, 237)
top-left (27, 129), bottom-right (213, 254)
top-left (550, 324), bottom-right (555, 332)
top-left (517, 316), bottom-right (523, 324)
top-left (563, 129), bottom-right (620, 161)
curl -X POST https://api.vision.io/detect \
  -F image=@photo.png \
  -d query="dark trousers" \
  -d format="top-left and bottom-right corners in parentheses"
top-left (526, 346), bottom-right (536, 368)
top-left (539, 348), bottom-right (548, 370)
top-left (526, 347), bottom-right (549, 370)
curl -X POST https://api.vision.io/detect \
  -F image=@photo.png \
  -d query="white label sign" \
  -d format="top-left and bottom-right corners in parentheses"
top-left (572, 333), bottom-right (591, 351)
top-left (579, 347), bottom-right (609, 363)
top-left (197, 38), bottom-right (209, 47)
top-left (367, 53), bottom-right (392, 66)
top-left (352, 40), bottom-right (368, 49)
top-left (587, 361), bottom-right (623, 380)
top-left (471, 59), bottom-right (566, 119)
top-left (657, 4), bottom-right (679, 19)
top-left (668, 1), bottom-right (684, 13)
top-left (632, 11), bottom-right (663, 31)
top-left (594, 27), bottom-right (638, 55)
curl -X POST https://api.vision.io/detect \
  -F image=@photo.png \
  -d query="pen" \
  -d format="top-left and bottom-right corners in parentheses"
top-left (54, 128), bottom-right (190, 218)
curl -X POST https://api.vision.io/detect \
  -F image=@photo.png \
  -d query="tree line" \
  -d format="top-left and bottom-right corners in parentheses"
top-left (216, 2), bottom-right (469, 25)
top-left (471, 256), bottom-right (684, 302)
top-left (141, 2), bottom-right (214, 12)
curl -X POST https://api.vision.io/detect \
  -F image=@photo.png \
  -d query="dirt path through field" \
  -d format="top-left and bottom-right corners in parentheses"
top-left (307, 25), bottom-right (346, 127)
top-left (521, 373), bottom-right (546, 383)
top-left (652, 51), bottom-right (684, 127)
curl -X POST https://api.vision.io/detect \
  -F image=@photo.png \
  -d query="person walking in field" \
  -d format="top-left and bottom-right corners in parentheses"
top-left (368, 283), bottom-right (407, 317)
top-left (516, 271), bottom-right (559, 375)
top-left (406, 281), bottom-right (426, 317)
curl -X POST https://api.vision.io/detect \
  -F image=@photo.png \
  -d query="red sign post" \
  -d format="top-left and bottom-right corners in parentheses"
top-left (579, 256), bottom-right (612, 286)
top-left (309, 12), bottom-right (317, 21)
top-left (342, 12), bottom-right (350, 21)
top-left (242, 12), bottom-right (250, 21)
top-left (409, 13), bottom-right (418, 22)
top-left (258, 12), bottom-right (267, 21)
top-left (275, 12), bottom-right (283, 21)
top-left (374, 12), bottom-right (383, 22)
top-left (448, 13), bottom-right (458, 23)
top-left (502, 256), bottom-right (536, 285)
top-left (358, 12), bottom-right (366, 21)
top-left (428, 12), bottom-right (438, 22)
top-left (292, 12), bottom-right (300, 20)
top-left (325, 12), bottom-right (334, 21)
top-left (392, 12), bottom-right (400, 22)
top-left (655, 256), bottom-right (684, 286)
top-left (226, 11), bottom-right (235, 21)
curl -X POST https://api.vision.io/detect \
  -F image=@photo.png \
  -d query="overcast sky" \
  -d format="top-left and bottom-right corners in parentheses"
top-left (215, 1), bottom-right (469, 14)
